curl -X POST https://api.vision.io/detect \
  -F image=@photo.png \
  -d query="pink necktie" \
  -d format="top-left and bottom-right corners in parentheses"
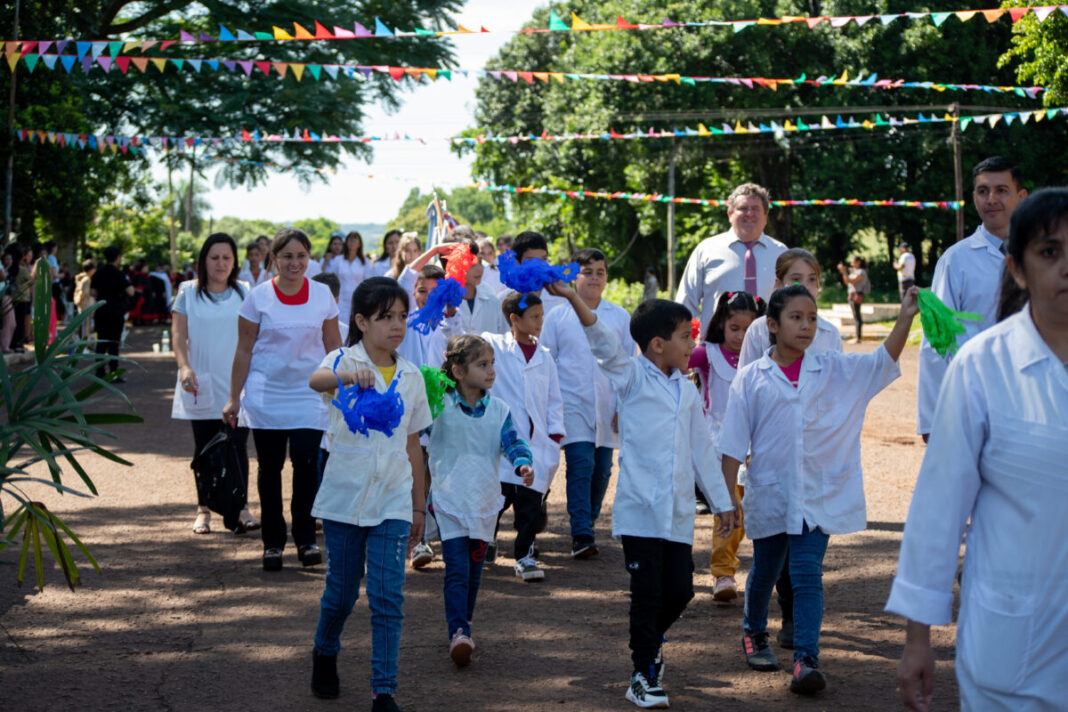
top-left (744, 242), bottom-right (757, 296)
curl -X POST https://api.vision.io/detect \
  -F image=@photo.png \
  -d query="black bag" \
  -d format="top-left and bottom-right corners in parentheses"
top-left (192, 431), bottom-right (246, 530)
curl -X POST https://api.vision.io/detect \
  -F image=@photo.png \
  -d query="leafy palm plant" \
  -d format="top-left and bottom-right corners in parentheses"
top-left (0, 259), bottom-right (142, 590)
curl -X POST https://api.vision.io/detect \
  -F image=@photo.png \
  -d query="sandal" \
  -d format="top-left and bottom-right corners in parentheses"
top-left (263, 548), bottom-right (284, 571)
top-left (239, 508), bottom-right (261, 531)
top-left (193, 510), bottom-right (211, 535)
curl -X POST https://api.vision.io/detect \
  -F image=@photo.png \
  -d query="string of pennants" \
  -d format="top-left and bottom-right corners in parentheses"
top-left (4, 48), bottom-right (1045, 98)
top-left (15, 105), bottom-right (1068, 155)
top-left (469, 183), bottom-right (965, 211)
top-left (6, 5), bottom-right (1068, 48)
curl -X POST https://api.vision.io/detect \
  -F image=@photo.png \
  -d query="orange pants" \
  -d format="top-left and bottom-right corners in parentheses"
top-left (709, 485), bottom-right (745, 578)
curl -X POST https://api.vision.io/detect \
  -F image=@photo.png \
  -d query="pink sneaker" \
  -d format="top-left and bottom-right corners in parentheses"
top-left (449, 630), bottom-right (474, 666)
top-left (713, 576), bottom-right (738, 601)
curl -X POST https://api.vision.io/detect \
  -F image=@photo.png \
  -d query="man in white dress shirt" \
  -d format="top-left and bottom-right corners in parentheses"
top-left (676, 183), bottom-right (787, 332)
top-left (893, 243), bottom-right (916, 300)
top-left (916, 157), bottom-right (1027, 441)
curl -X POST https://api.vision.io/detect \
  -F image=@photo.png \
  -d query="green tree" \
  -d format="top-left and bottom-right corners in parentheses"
top-left (1000, 1), bottom-right (1068, 104)
top-left (387, 186), bottom-right (516, 237)
top-left (460, 0), bottom-right (1068, 284)
top-left (293, 217), bottom-right (342, 256)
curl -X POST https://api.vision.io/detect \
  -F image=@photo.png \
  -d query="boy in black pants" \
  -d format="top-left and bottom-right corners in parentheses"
top-left (548, 282), bottom-right (737, 708)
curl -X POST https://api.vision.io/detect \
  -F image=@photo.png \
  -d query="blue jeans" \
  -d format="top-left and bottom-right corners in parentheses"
top-left (743, 523), bottom-right (830, 663)
top-left (562, 442), bottom-right (614, 539)
top-left (314, 518), bottom-right (410, 695)
top-left (440, 537), bottom-right (487, 639)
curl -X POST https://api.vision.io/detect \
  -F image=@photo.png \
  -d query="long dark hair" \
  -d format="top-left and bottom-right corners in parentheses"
top-left (766, 284), bottom-right (816, 345)
top-left (196, 232), bottom-right (244, 301)
top-left (704, 291), bottom-right (764, 343)
top-left (376, 229), bottom-right (401, 263)
top-left (997, 187), bottom-right (1068, 321)
top-left (346, 277), bottom-right (410, 346)
top-left (344, 231), bottom-right (366, 265)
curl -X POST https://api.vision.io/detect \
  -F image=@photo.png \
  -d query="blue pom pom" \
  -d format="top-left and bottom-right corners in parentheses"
top-left (496, 250), bottom-right (579, 295)
top-left (407, 277), bottom-right (466, 334)
top-left (330, 353), bottom-right (405, 437)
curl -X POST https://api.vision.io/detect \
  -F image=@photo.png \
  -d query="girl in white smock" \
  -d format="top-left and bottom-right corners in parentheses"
top-left (890, 188), bottom-right (1068, 712)
top-left (428, 334), bottom-right (533, 666)
top-left (326, 231), bottom-right (369, 325)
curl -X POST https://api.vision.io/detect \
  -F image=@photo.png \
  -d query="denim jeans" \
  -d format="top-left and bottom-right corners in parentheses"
top-left (562, 442), bottom-right (614, 539)
top-left (742, 523), bottom-right (830, 663)
top-left (440, 537), bottom-right (487, 639)
top-left (314, 518), bottom-right (411, 695)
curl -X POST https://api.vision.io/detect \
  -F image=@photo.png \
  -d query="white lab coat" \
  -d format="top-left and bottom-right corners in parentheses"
top-left (483, 331), bottom-right (564, 494)
top-left (738, 314), bottom-right (843, 370)
top-left (540, 298), bottom-right (634, 448)
top-left (326, 256), bottom-right (369, 325)
top-left (718, 345), bottom-right (900, 540)
top-left (237, 266), bottom-right (270, 288)
top-left (312, 342), bottom-right (432, 527)
top-left (397, 325), bottom-right (446, 370)
top-left (676, 230), bottom-right (787, 333)
top-left (583, 318), bottom-right (733, 544)
top-left (690, 342), bottom-right (738, 446)
top-left (886, 307), bottom-right (1068, 709)
top-left (440, 286), bottom-right (508, 337)
top-left (916, 225), bottom-right (1004, 434)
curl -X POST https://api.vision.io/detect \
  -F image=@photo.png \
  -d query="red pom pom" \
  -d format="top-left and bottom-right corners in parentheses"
top-left (691, 317), bottom-right (701, 342)
top-left (444, 243), bottom-right (480, 284)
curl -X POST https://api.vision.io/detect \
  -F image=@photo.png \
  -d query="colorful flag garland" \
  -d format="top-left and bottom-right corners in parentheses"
top-left (5, 5), bottom-right (1067, 50)
top-left (5, 49), bottom-right (1046, 98)
top-left (470, 183), bottom-right (965, 211)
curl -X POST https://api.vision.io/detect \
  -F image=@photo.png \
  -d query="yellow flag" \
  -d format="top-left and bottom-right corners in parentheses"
top-left (570, 12), bottom-right (593, 30)
top-left (151, 57), bottom-right (167, 73)
top-left (273, 26), bottom-right (294, 40)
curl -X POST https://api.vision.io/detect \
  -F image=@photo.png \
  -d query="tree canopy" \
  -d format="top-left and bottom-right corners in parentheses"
top-left (460, 0), bottom-right (1068, 283)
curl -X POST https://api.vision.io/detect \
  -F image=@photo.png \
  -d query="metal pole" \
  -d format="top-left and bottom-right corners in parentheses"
top-left (950, 102), bottom-right (965, 241)
top-left (167, 161), bottom-right (177, 273)
top-left (666, 138), bottom-right (676, 296)
top-left (4, 0), bottom-right (21, 246)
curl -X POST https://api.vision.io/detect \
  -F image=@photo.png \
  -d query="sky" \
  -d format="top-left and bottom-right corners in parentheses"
top-left (182, 0), bottom-right (545, 226)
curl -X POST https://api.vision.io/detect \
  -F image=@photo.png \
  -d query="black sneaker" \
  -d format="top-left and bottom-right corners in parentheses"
top-left (742, 631), bottom-right (780, 671)
top-left (790, 656), bottom-right (826, 695)
top-left (371, 692), bottom-right (403, 711)
top-left (485, 540), bottom-right (497, 564)
top-left (263, 548), bottom-right (283, 571)
top-left (311, 650), bottom-right (339, 699)
top-left (778, 619), bottom-right (795, 649)
top-left (571, 534), bottom-right (598, 559)
top-left (625, 670), bottom-right (668, 708)
top-left (298, 544), bottom-right (322, 567)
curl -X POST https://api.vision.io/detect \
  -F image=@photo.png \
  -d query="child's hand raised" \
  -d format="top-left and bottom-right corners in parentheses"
top-left (518, 465), bottom-right (534, 487)
top-left (900, 285), bottom-right (920, 319)
top-left (544, 281), bottom-right (573, 299)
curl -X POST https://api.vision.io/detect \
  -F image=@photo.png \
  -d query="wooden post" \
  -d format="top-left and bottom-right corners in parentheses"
top-left (666, 138), bottom-right (676, 295)
top-left (167, 162), bottom-right (177, 273)
top-left (950, 102), bottom-right (965, 241)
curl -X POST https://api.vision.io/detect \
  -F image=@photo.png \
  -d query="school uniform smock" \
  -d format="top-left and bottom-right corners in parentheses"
top-left (718, 345), bottom-right (900, 540)
top-left (540, 298), bottom-right (634, 448)
top-left (325, 256), bottom-right (368, 325)
top-left (916, 225), bottom-right (1004, 435)
top-left (428, 392), bottom-right (533, 542)
top-left (482, 331), bottom-right (565, 494)
top-left (480, 261), bottom-right (503, 295)
top-left (237, 278), bottom-right (339, 431)
top-left (368, 259), bottom-right (392, 279)
top-left (237, 266), bottom-right (270, 288)
top-left (440, 286), bottom-right (508, 337)
top-left (737, 314), bottom-right (843, 370)
top-left (312, 343), bottom-right (432, 527)
top-left (170, 280), bottom-right (248, 421)
top-left (676, 230), bottom-right (788, 333)
top-left (397, 325), bottom-right (446, 370)
top-left (583, 318), bottom-right (733, 544)
top-left (886, 307), bottom-right (1068, 709)
top-left (688, 342), bottom-right (737, 446)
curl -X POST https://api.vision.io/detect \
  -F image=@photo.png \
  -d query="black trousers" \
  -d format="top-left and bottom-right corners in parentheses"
top-left (190, 420), bottom-right (249, 529)
top-left (252, 428), bottom-right (322, 551)
top-left (12, 301), bottom-right (30, 345)
top-left (496, 483), bottom-right (543, 560)
top-left (622, 536), bottom-right (695, 674)
top-left (850, 300), bottom-right (863, 340)
top-left (94, 313), bottom-right (124, 376)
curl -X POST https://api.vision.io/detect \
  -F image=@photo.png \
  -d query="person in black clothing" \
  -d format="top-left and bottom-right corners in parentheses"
top-left (91, 245), bottom-right (135, 381)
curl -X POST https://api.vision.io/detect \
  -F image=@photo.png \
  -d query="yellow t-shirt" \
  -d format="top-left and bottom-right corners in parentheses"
top-left (377, 363), bottom-right (396, 385)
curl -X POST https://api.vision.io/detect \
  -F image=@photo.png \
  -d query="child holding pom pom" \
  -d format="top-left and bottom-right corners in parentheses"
top-left (307, 277), bottom-right (433, 711)
top-left (428, 334), bottom-right (534, 666)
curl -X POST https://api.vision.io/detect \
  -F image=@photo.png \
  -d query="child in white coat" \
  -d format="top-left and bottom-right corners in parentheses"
top-left (484, 291), bottom-right (565, 582)
top-left (428, 334), bottom-right (534, 666)
top-left (720, 283), bottom-right (918, 696)
top-left (546, 283), bottom-right (737, 710)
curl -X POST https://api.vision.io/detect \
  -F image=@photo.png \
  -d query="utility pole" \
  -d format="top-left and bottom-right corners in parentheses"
top-left (950, 102), bottom-right (965, 241)
top-left (4, 0), bottom-right (21, 246)
top-left (167, 161), bottom-right (178, 273)
top-left (666, 138), bottom-right (676, 295)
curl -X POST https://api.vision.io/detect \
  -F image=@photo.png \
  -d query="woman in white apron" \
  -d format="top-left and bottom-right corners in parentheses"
top-left (889, 188), bottom-right (1068, 711)
top-left (172, 233), bottom-right (254, 535)
top-left (223, 228), bottom-right (342, 571)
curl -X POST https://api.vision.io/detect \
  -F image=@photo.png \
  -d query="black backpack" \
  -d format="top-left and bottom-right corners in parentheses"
top-left (192, 431), bottom-right (246, 531)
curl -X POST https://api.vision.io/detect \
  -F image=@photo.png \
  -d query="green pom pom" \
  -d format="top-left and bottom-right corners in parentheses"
top-left (420, 365), bottom-right (455, 418)
top-left (917, 289), bottom-right (982, 358)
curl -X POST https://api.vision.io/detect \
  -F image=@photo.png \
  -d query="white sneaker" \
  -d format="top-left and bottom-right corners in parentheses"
top-left (625, 671), bottom-right (669, 708)
top-left (449, 629), bottom-right (474, 667)
top-left (411, 541), bottom-right (434, 569)
top-left (513, 556), bottom-right (545, 581)
top-left (713, 575), bottom-right (738, 601)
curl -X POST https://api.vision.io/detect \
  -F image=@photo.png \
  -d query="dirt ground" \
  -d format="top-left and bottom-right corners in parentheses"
top-left (0, 327), bottom-right (960, 711)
